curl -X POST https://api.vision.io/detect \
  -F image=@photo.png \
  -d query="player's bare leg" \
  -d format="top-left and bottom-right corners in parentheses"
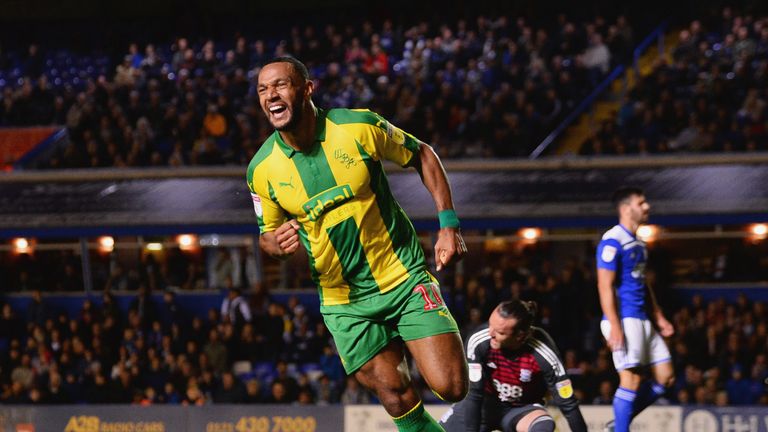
top-left (512, 409), bottom-right (555, 432)
top-left (355, 340), bottom-right (420, 415)
top-left (405, 332), bottom-right (468, 402)
top-left (355, 340), bottom-right (444, 431)
top-left (624, 360), bottom-right (674, 421)
top-left (650, 360), bottom-right (674, 389)
top-left (617, 369), bottom-right (642, 392)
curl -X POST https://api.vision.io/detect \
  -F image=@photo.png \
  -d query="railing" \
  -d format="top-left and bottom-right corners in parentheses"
top-left (529, 21), bottom-right (670, 159)
top-left (633, 21), bottom-right (669, 78)
top-left (528, 65), bottom-right (624, 159)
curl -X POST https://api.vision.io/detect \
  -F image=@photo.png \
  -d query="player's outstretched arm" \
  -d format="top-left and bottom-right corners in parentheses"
top-left (412, 142), bottom-right (467, 271)
top-left (259, 220), bottom-right (300, 260)
top-left (533, 329), bottom-right (587, 432)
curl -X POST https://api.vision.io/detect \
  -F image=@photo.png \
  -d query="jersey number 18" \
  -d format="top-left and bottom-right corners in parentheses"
top-left (493, 379), bottom-right (523, 402)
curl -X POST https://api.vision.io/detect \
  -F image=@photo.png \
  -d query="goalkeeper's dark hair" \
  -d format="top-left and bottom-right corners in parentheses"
top-left (612, 186), bottom-right (644, 208)
top-left (496, 300), bottom-right (537, 333)
top-left (263, 56), bottom-right (310, 82)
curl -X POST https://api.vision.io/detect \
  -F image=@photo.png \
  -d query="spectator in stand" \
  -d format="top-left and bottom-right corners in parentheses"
top-left (129, 285), bottom-right (157, 330)
top-left (203, 104), bottom-right (227, 138)
top-left (203, 328), bottom-right (228, 375)
top-left (266, 381), bottom-right (291, 404)
top-left (593, 380), bottom-right (616, 405)
top-left (239, 378), bottom-right (261, 403)
top-left (220, 287), bottom-right (251, 335)
top-left (268, 360), bottom-right (299, 403)
top-left (582, 33), bottom-right (611, 82)
top-left (314, 374), bottom-right (340, 405)
top-left (340, 376), bottom-right (372, 405)
top-left (212, 371), bottom-right (246, 403)
top-left (26, 289), bottom-right (49, 329)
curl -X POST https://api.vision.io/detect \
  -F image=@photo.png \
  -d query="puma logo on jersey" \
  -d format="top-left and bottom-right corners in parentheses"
top-left (486, 362), bottom-right (497, 369)
top-left (279, 176), bottom-right (295, 189)
top-left (437, 310), bottom-right (450, 318)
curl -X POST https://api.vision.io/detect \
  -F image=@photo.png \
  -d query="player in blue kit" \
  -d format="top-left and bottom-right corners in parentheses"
top-left (596, 187), bottom-right (675, 432)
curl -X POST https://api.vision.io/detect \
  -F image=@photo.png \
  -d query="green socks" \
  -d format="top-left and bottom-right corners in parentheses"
top-left (392, 401), bottom-right (445, 432)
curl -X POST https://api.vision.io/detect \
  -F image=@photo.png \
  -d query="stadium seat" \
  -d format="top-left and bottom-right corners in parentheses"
top-left (232, 360), bottom-right (252, 376)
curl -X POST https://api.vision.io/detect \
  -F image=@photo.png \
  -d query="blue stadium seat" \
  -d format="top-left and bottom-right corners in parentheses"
top-left (300, 362), bottom-right (324, 382)
top-left (253, 361), bottom-right (276, 382)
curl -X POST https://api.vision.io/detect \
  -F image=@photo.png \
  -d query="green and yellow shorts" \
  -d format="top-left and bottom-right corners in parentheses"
top-left (321, 272), bottom-right (459, 374)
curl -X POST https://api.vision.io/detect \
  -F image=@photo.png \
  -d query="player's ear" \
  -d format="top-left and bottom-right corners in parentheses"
top-left (304, 79), bottom-right (314, 97)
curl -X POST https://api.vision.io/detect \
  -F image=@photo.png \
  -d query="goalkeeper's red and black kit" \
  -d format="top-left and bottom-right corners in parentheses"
top-left (441, 326), bottom-right (587, 432)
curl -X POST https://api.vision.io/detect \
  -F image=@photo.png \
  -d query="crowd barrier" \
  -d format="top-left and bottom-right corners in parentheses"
top-left (0, 405), bottom-right (342, 432)
top-left (5, 287), bottom-right (768, 328)
top-left (1, 404), bottom-right (767, 432)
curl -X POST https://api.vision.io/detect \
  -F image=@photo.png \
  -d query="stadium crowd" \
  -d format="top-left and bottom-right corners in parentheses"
top-left (581, 7), bottom-right (768, 155)
top-left (1, 242), bottom-right (766, 407)
top-left (0, 13), bottom-right (633, 165)
top-left (0, 288), bottom-right (350, 405)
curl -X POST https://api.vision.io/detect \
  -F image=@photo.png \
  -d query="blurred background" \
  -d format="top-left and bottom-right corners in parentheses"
top-left (0, 0), bottom-right (766, 429)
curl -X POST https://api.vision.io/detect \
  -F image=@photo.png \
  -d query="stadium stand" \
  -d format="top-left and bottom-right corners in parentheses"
top-left (0, 13), bottom-right (634, 166)
top-left (1, 235), bottom-right (767, 406)
top-left (0, 254), bottom-right (768, 405)
top-left (580, 9), bottom-right (768, 155)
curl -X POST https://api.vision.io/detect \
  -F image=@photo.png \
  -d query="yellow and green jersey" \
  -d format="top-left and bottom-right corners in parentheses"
top-left (246, 108), bottom-right (430, 306)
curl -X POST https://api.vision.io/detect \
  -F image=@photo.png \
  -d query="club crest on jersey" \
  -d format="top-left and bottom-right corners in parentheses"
top-left (601, 245), bottom-right (617, 263)
top-left (520, 369), bottom-right (532, 382)
top-left (302, 184), bottom-right (355, 221)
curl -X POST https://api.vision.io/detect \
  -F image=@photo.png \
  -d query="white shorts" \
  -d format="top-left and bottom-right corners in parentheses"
top-left (600, 317), bottom-right (671, 371)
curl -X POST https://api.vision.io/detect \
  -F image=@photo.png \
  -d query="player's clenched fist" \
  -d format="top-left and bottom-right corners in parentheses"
top-left (275, 220), bottom-right (301, 256)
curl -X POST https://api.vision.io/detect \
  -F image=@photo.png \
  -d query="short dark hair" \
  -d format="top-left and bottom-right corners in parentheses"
top-left (496, 300), bottom-right (537, 333)
top-left (612, 186), bottom-right (644, 208)
top-left (263, 56), bottom-right (310, 81)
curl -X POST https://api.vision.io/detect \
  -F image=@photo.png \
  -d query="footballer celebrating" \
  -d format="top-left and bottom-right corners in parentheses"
top-left (246, 56), bottom-right (468, 432)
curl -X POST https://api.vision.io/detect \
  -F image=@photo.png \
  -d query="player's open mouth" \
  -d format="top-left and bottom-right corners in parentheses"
top-left (268, 104), bottom-right (288, 120)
